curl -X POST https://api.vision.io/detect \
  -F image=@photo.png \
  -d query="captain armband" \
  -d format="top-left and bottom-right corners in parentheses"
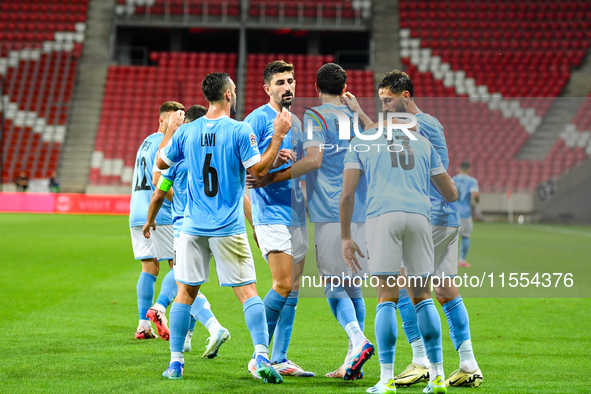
top-left (157, 176), bottom-right (173, 193)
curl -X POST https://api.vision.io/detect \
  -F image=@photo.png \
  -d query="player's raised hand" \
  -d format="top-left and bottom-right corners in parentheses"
top-left (143, 220), bottom-right (157, 239)
top-left (166, 110), bottom-right (185, 134)
top-left (341, 238), bottom-right (365, 273)
top-left (272, 149), bottom-right (293, 169)
top-left (273, 107), bottom-right (292, 137)
top-left (341, 92), bottom-right (362, 114)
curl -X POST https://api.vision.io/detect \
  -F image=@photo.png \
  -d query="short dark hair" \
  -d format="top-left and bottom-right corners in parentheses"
top-left (263, 60), bottom-right (294, 85)
top-left (460, 161), bottom-right (472, 171)
top-left (377, 70), bottom-right (414, 98)
top-left (316, 63), bottom-right (347, 96)
top-left (202, 73), bottom-right (231, 103)
top-left (159, 101), bottom-right (184, 115)
top-left (185, 104), bottom-right (207, 122)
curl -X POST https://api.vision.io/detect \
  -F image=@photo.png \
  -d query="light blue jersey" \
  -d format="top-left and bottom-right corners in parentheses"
top-left (129, 132), bottom-right (172, 227)
top-left (415, 113), bottom-right (460, 227)
top-left (160, 116), bottom-right (261, 237)
top-left (303, 103), bottom-right (367, 223)
top-left (291, 116), bottom-right (307, 226)
top-left (161, 159), bottom-right (188, 238)
top-left (344, 128), bottom-right (445, 221)
top-left (452, 173), bottom-right (479, 218)
top-left (244, 104), bottom-right (306, 227)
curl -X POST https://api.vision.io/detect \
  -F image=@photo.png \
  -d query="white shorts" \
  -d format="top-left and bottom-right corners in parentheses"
top-left (432, 225), bottom-right (460, 277)
top-left (314, 222), bottom-right (367, 278)
top-left (254, 224), bottom-right (308, 263)
top-left (460, 217), bottom-right (473, 238)
top-left (130, 225), bottom-right (173, 261)
top-left (366, 212), bottom-right (434, 277)
top-left (174, 232), bottom-right (256, 287)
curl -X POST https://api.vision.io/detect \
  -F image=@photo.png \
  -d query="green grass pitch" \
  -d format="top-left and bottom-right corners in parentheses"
top-left (1, 213), bottom-right (590, 393)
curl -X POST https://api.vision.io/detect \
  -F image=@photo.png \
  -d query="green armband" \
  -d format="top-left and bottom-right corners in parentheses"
top-left (157, 176), bottom-right (173, 193)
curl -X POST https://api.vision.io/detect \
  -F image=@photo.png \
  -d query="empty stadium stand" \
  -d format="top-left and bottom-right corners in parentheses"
top-left (115, 0), bottom-right (370, 19)
top-left (397, 0), bottom-right (591, 191)
top-left (89, 51), bottom-right (236, 186)
top-left (0, 0), bottom-right (88, 184)
top-left (116, 0), bottom-right (240, 17)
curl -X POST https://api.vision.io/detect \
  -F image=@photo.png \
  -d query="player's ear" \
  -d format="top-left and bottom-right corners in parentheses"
top-left (263, 83), bottom-right (271, 97)
top-left (341, 83), bottom-right (347, 96)
top-left (315, 82), bottom-right (320, 93)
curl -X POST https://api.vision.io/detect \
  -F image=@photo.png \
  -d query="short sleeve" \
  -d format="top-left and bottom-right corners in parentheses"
top-left (161, 163), bottom-right (176, 182)
top-left (344, 138), bottom-right (363, 172)
top-left (303, 110), bottom-right (326, 149)
top-left (470, 179), bottom-right (479, 193)
top-left (152, 150), bottom-right (162, 173)
top-left (244, 111), bottom-right (265, 144)
top-left (236, 122), bottom-right (261, 169)
top-left (429, 143), bottom-right (445, 176)
top-left (160, 124), bottom-right (187, 167)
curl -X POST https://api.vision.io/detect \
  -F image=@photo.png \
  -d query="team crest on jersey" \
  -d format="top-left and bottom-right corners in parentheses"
top-left (250, 134), bottom-right (257, 146)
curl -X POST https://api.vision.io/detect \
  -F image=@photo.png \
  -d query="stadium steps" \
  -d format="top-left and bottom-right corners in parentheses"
top-left (59, 0), bottom-right (114, 193)
top-left (516, 50), bottom-right (591, 161)
top-left (516, 97), bottom-right (587, 160)
top-left (535, 158), bottom-right (591, 223)
top-left (372, 0), bottom-right (402, 77)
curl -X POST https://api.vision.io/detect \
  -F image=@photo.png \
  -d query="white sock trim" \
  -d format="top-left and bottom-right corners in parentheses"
top-left (204, 317), bottom-right (222, 335)
top-left (344, 321), bottom-right (365, 348)
top-left (139, 319), bottom-right (151, 329)
top-left (380, 363), bottom-right (394, 384)
top-left (151, 303), bottom-right (166, 313)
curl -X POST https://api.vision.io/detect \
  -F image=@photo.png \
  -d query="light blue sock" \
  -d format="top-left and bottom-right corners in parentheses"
top-left (192, 292), bottom-right (215, 327)
top-left (156, 268), bottom-right (177, 309)
top-left (271, 290), bottom-right (299, 363)
top-left (243, 296), bottom-right (269, 352)
top-left (414, 299), bottom-right (443, 364)
top-left (375, 302), bottom-right (398, 365)
top-left (325, 284), bottom-right (358, 330)
top-left (442, 296), bottom-right (471, 350)
top-left (169, 302), bottom-right (192, 354)
top-left (345, 286), bottom-right (366, 332)
top-left (460, 237), bottom-right (470, 260)
top-left (397, 288), bottom-right (421, 343)
top-left (188, 314), bottom-right (197, 332)
top-left (137, 272), bottom-right (156, 320)
top-left (264, 288), bottom-right (288, 342)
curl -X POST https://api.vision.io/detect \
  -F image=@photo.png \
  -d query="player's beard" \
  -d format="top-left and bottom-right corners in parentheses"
top-left (280, 93), bottom-right (294, 108)
top-left (230, 97), bottom-right (237, 117)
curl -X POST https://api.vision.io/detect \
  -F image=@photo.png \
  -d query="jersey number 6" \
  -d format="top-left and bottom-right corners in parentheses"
top-left (203, 153), bottom-right (219, 197)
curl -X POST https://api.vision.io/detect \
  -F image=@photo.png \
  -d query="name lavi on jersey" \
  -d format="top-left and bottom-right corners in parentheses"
top-left (306, 111), bottom-right (418, 150)
top-left (201, 133), bottom-right (215, 146)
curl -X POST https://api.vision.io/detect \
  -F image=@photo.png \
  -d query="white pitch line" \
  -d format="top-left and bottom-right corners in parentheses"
top-left (521, 224), bottom-right (591, 238)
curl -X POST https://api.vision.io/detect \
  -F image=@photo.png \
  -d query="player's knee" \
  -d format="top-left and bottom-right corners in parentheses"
top-left (273, 279), bottom-right (292, 298)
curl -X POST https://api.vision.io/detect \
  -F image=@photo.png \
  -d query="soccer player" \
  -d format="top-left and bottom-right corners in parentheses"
top-left (344, 71), bottom-right (483, 388)
top-left (340, 120), bottom-right (458, 394)
top-left (248, 63), bottom-right (373, 381)
top-left (143, 104), bottom-right (230, 359)
top-left (452, 162), bottom-right (479, 268)
top-left (130, 101), bottom-right (184, 340)
top-left (243, 60), bottom-right (313, 378)
top-left (155, 72), bottom-right (292, 382)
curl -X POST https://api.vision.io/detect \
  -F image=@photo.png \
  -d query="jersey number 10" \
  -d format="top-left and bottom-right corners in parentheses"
top-left (388, 136), bottom-right (415, 170)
